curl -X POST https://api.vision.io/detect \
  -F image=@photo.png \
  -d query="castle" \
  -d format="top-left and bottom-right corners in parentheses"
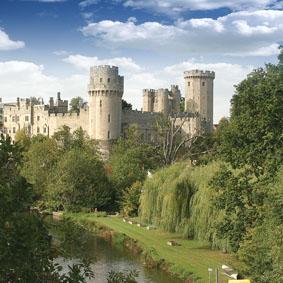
top-left (0, 66), bottom-right (215, 149)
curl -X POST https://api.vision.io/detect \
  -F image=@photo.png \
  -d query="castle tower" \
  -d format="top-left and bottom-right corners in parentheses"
top-left (154, 89), bottom-right (170, 116)
top-left (88, 65), bottom-right (124, 141)
top-left (184, 70), bottom-right (215, 132)
top-left (143, 89), bottom-right (155, 112)
top-left (170, 85), bottom-right (181, 113)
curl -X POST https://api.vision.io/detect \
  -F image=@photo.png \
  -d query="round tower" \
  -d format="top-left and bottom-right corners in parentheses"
top-left (170, 85), bottom-right (181, 113)
top-left (88, 65), bottom-right (124, 141)
top-left (142, 89), bottom-right (155, 112)
top-left (184, 70), bottom-right (215, 132)
top-left (155, 89), bottom-right (170, 116)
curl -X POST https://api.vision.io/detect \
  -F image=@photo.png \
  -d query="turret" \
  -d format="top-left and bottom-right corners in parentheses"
top-left (88, 65), bottom-right (124, 140)
top-left (155, 89), bottom-right (170, 116)
top-left (143, 89), bottom-right (155, 112)
top-left (184, 70), bottom-right (215, 132)
top-left (170, 85), bottom-right (181, 113)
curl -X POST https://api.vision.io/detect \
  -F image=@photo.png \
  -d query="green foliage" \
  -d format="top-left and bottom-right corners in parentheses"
top-left (209, 53), bottom-right (283, 282)
top-left (47, 147), bottom-right (112, 212)
top-left (21, 127), bottom-right (113, 212)
top-left (107, 269), bottom-right (138, 283)
top-left (186, 133), bottom-right (217, 164)
top-left (237, 167), bottom-right (283, 282)
top-left (121, 181), bottom-right (142, 217)
top-left (210, 166), bottom-right (266, 252)
top-left (217, 62), bottom-right (283, 175)
top-left (179, 97), bottom-right (185, 112)
top-left (140, 161), bottom-right (222, 238)
top-left (15, 128), bottom-right (31, 151)
top-left (21, 136), bottom-right (59, 200)
top-left (70, 96), bottom-right (84, 113)
top-left (122, 99), bottom-right (132, 110)
top-left (109, 125), bottom-right (160, 198)
top-left (0, 135), bottom-right (95, 282)
top-left (0, 135), bottom-right (33, 217)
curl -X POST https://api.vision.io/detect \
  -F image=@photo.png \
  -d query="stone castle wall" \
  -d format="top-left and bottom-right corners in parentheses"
top-left (122, 109), bottom-right (160, 142)
top-left (47, 109), bottom-right (89, 136)
top-left (1, 66), bottom-right (214, 146)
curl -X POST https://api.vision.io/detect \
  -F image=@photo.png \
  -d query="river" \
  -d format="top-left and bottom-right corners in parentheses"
top-left (47, 217), bottom-right (182, 283)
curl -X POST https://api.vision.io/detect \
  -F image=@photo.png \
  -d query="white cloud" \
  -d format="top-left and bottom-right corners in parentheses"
top-left (53, 50), bottom-right (69, 56)
top-left (81, 10), bottom-right (283, 56)
top-left (122, 0), bottom-right (280, 16)
top-left (81, 12), bottom-right (94, 20)
top-left (0, 61), bottom-right (87, 104)
top-left (63, 54), bottom-right (143, 72)
top-left (0, 29), bottom-right (25, 51)
top-left (79, 0), bottom-right (98, 8)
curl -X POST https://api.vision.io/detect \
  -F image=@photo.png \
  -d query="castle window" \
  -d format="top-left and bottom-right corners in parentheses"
top-left (108, 114), bottom-right (111, 123)
top-left (37, 116), bottom-right (40, 121)
top-left (107, 131), bottom-right (110, 139)
top-left (100, 100), bottom-right (102, 107)
top-left (25, 116), bottom-right (29, 122)
top-left (100, 78), bottom-right (103, 83)
top-left (202, 82), bottom-right (205, 86)
top-left (12, 116), bottom-right (15, 122)
top-left (37, 127), bottom-right (40, 133)
top-left (188, 82), bottom-right (190, 86)
top-left (13, 127), bottom-right (16, 133)
top-left (43, 127), bottom-right (47, 134)
top-left (108, 78), bottom-right (110, 83)
top-left (4, 117), bottom-right (7, 122)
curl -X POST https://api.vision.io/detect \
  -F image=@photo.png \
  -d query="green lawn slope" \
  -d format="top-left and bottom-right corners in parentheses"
top-left (66, 213), bottom-right (238, 282)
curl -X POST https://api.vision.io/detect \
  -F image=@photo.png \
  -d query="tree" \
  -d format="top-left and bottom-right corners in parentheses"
top-left (47, 147), bottom-right (112, 211)
top-left (0, 135), bottom-right (33, 217)
top-left (15, 128), bottom-right (31, 151)
top-left (120, 181), bottom-right (142, 217)
top-left (122, 99), bottom-right (132, 110)
top-left (70, 97), bottom-right (84, 114)
top-left (217, 59), bottom-right (283, 176)
top-left (109, 125), bottom-right (160, 200)
top-left (21, 137), bottom-right (59, 201)
top-left (155, 113), bottom-right (200, 165)
top-left (210, 166), bottom-right (266, 252)
top-left (237, 167), bottom-right (283, 282)
top-left (0, 135), bottom-right (95, 282)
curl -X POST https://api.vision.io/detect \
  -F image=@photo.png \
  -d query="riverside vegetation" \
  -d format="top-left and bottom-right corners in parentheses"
top-left (0, 49), bottom-right (282, 282)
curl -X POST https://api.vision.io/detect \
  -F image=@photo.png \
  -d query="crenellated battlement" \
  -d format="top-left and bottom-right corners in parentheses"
top-left (184, 69), bottom-right (215, 79)
top-left (90, 65), bottom-right (119, 75)
top-left (143, 89), bottom-right (155, 95)
top-left (88, 65), bottom-right (124, 94)
top-left (156, 88), bottom-right (169, 94)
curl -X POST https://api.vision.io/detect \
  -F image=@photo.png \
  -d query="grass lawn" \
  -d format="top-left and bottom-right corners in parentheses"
top-left (65, 213), bottom-right (239, 283)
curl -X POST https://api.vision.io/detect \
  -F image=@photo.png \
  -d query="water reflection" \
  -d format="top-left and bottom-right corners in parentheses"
top-left (47, 218), bottom-right (182, 283)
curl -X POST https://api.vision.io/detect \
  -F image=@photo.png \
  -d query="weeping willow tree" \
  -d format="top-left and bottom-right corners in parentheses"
top-left (139, 161), bottom-right (224, 246)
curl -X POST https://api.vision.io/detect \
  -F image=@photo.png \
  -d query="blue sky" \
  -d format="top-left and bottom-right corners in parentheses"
top-left (0, 0), bottom-right (282, 122)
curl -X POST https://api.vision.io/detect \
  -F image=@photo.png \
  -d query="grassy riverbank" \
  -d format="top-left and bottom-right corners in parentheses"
top-left (65, 213), bottom-right (240, 283)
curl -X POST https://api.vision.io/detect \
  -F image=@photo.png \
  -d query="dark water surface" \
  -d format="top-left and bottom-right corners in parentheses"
top-left (47, 218), bottom-right (182, 283)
